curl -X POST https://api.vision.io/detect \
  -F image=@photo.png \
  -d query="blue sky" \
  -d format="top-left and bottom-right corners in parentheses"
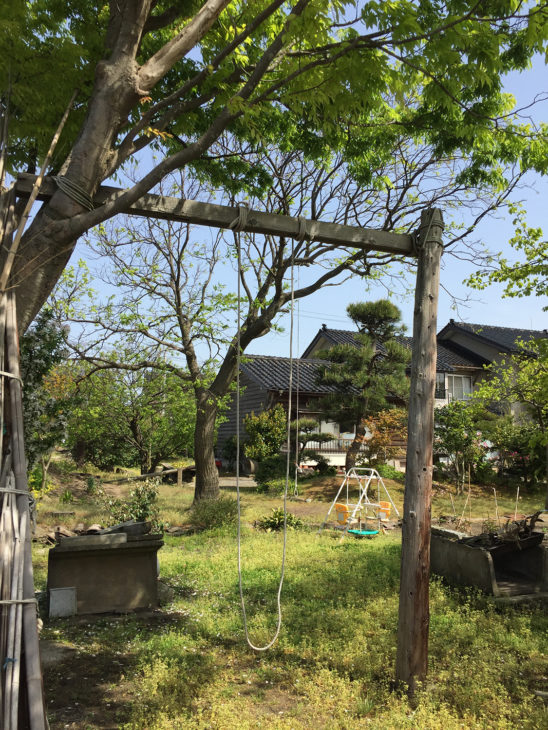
top-left (253, 56), bottom-right (548, 357)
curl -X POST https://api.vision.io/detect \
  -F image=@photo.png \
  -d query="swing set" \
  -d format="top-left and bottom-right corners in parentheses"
top-left (11, 171), bottom-right (444, 695)
top-left (318, 467), bottom-right (401, 537)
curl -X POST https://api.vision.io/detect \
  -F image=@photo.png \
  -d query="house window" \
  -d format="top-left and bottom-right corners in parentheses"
top-left (447, 375), bottom-right (472, 401)
top-left (435, 373), bottom-right (446, 399)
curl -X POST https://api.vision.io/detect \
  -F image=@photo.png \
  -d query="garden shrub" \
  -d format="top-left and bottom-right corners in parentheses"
top-left (221, 435), bottom-right (239, 470)
top-left (189, 495), bottom-right (239, 529)
top-left (472, 459), bottom-right (497, 486)
top-left (255, 477), bottom-right (295, 495)
top-left (313, 454), bottom-right (337, 476)
top-left (376, 463), bottom-right (405, 483)
top-left (255, 507), bottom-right (303, 531)
top-left (28, 463), bottom-right (53, 496)
top-left (255, 454), bottom-right (287, 486)
top-left (103, 479), bottom-right (162, 531)
top-left (244, 405), bottom-right (287, 460)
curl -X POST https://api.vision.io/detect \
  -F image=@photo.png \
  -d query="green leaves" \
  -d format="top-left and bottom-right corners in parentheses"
top-left (317, 299), bottom-right (410, 430)
top-left (467, 203), bottom-right (548, 307)
top-left (244, 405), bottom-right (287, 461)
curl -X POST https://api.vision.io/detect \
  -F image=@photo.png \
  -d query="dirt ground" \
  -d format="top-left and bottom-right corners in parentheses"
top-left (41, 612), bottom-right (185, 729)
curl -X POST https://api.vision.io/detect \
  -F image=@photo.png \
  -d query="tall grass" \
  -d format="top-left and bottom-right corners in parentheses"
top-left (34, 469), bottom-right (548, 729)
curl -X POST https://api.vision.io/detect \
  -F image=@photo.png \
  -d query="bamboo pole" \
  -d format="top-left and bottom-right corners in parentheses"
top-left (5, 292), bottom-right (47, 729)
top-left (469, 486), bottom-right (472, 526)
top-left (395, 208), bottom-right (444, 695)
top-left (514, 486), bottom-right (520, 521)
top-left (493, 488), bottom-right (500, 528)
top-left (0, 78), bottom-right (10, 191)
top-left (4, 492), bottom-right (23, 730)
top-left (0, 489), bottom-right (13, 722)
top-left (3, 493), bottom-right (17, 729)
top-left (456, 489), bottom-right (471, 531)
top-left (0, 90), bottom-right (77, 292)
top-left (0, 298), bottom-right (8, 708)
top-left (10, 513), bottom-right (27, 730)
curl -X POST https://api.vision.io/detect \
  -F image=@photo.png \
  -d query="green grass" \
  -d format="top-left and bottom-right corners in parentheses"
top-left (34, 467), bottom-right (548, 729)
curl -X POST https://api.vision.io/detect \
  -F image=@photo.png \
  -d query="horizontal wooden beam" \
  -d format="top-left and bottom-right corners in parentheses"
top-left (14, 172), bottom-right (415, 257)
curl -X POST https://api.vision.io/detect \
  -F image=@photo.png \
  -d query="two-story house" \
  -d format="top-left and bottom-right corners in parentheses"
top-left (216, 321), bottom-right (548, 467)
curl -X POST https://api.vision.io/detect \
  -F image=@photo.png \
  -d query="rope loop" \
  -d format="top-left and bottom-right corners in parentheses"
top-left (229, 203), bottom-right (249, 233)
top-left (54, 176), bottom-right (94, 211)
top-left (235, 229), bottom-right (292, 652)
top-left (296, 216), bottom-right (308, 243)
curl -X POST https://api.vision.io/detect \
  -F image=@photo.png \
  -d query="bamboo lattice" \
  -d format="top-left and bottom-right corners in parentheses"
top-left (0, 187), bottom-right (48, 728)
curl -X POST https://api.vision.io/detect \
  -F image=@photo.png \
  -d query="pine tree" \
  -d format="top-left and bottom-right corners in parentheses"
top-left (317, 300), bottom-right (410, 471)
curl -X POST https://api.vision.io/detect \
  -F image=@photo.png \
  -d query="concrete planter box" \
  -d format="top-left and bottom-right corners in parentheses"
top-left (430, 527), bottom-right (548, 597)
top-left (47, 533), bottom-right (163, 615)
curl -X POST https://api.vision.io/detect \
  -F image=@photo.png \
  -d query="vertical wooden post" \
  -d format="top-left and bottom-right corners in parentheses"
top-left (177, 468), bottom-right (183, 488)
top-left (395, 208), bottom-right (444, 695)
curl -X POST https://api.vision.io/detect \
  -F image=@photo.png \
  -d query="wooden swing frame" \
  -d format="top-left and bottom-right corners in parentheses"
top-left (3, 172), bottom-right (443, 706)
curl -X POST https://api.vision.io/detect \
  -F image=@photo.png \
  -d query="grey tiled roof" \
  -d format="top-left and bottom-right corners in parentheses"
top-left (444, 322), bottom-right (548, 352)
top-left (241, 355), bottom-right (353, 394)
top-left (314, 328), bottom-right (483, 371)
top-left (317, 328), bottom-right (361, 347)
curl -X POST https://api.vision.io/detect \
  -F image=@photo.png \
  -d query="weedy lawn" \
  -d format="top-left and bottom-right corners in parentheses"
top-left (33, 474), bottom-right (548, 729)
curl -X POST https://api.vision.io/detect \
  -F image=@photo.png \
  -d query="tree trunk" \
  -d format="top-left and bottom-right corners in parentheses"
top-left (395, 208), bottom-right (443, 696)
top-left (139, 451), bottom-right (151, 476)
top-left (345, 420), bottom-right (366, 471)
top-left (40, 452), bottom-right (52, 492)
top-left (545, 441), bottom-right (548, 510)
top-left (11, 4), bottom-right (153, 332)
top-left (150, 454), bottom-right (162, 475)
top-left (128, 417), bottom-right (149, 475)
top-left (193, 394), bottom-right (220, 501)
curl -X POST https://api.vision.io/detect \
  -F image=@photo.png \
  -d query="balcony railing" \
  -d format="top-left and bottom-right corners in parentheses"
top-left (303, 437), bottom-right (358, 453)
top-left (282, 435), bottom-right (408, 455)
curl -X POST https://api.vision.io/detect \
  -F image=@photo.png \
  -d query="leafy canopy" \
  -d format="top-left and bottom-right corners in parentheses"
top-left (20, 308), bottom-right (71, 468)
top-left (472, 337), bottom-right (548, 435)
top-left (3, 1), bottom-right (548, 191)
top-left (244, 405), bottom-right (287, 461)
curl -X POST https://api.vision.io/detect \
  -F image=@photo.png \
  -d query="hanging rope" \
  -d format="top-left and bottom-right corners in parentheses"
top-left (234, 220), bottom-right (294, 652)
top-left (291, 218), bottom-right (307, 494)
top-left (296, 215), bottom-right (308, 243)
top-left (293, 258), bottom-right (301, 496)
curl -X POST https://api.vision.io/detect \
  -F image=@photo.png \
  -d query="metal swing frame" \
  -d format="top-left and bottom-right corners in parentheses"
top-left (318, 467), bottom-right (400, 537)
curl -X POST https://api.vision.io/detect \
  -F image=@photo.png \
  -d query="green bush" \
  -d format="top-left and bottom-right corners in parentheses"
top-left (254, 508), bottom-right (303, 531)
top-left (255, 477), bottom-right (295, 495)
top-left (60, 488), bottom-right (74, 504)
top-left (244, 405), bottom-right (287, 460)
top-left (313, 454), bottom-right (337, 476)
top-left (29, 464), bottom-right (48, 494)
top-left (255, 454), bottom-right (287, 486)
top-left (103, 479), bottom-right (162, 531)
top-left (472, 460), bottom-right (496, 486)
top-left (221, 435), bottom-right (239, 470)
top-left (86, 475), bottom-right (99, 494)
top-left (189, 495), bottom-right (239, 529)
top-left (376, 463), bottom-right (405, 483)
